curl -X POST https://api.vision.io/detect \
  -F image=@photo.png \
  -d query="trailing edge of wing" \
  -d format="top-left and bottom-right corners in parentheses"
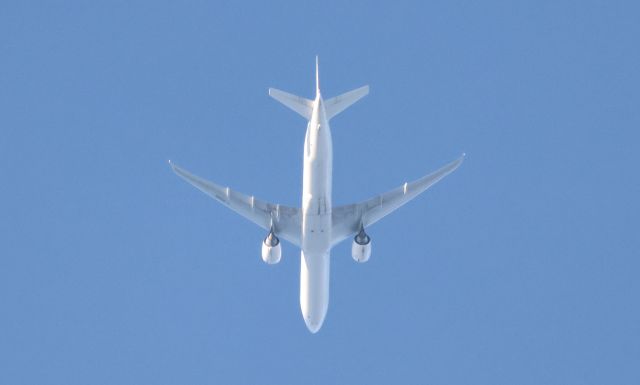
top-left (331, 154), bottom-right (465, 245)
top-left (169, 161), bottom-right (301, 246)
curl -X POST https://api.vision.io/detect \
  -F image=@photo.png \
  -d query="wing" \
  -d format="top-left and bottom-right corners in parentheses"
top-left (331, 154), bottom-right (465, 246)
top-left (169, 161), bottom-right (302, 246)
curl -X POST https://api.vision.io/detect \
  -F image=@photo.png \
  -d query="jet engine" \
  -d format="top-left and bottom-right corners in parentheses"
top-left (351, 227), bottom-right (371, 263)
top-left (261, 230), bottom-right (281, 264)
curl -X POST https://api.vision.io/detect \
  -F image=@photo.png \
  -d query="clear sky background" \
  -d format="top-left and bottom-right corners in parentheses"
top-left (1, 1), bottom-right (639, 384)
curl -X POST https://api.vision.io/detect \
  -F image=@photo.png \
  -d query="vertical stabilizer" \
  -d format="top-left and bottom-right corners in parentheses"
top-left (315, 55), bottom-right (320, 96)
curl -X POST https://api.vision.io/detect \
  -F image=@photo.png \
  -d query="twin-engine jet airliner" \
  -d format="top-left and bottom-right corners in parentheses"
top-left (169, 58), bottom-right (464, 333)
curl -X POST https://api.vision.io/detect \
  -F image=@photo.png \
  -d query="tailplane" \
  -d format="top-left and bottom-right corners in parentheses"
top-left (324, 85), bottom-right (369, 120)
top-left (269, 56), bottom-right (369, 121)
top-left (268, 88), bottom-right (313, 120)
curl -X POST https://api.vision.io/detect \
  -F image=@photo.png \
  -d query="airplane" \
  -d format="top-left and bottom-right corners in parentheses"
top-left (169, 57), bottom-right (464, 333)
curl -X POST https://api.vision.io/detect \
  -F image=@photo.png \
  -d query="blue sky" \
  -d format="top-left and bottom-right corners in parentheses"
top-left (1, 1), bottom-right (639, 384)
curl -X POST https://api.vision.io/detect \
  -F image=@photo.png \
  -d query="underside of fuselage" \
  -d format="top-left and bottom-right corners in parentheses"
top-left (299, 88), bottom-right (334, 332)
top-left (299, 250), bottom-right (330, 333)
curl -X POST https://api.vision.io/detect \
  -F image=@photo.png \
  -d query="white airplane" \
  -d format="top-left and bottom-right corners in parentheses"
top-left (169, 58), bottom-right (464, 333)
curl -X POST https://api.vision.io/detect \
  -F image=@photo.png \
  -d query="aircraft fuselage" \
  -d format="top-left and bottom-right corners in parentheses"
top-left (300, 94), bottom-right (332, 333)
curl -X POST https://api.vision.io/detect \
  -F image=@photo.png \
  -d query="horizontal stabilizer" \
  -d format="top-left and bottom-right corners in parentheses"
top-left (268, 88), bottom-right (313, 120)
top-left (325, 85), bottom-right (369, 120)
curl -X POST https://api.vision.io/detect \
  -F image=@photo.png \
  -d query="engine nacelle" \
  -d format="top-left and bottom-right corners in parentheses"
top-left (261, 231), bottom-right (281, 264)
top-left (351, 227), bottom-right (372, 263)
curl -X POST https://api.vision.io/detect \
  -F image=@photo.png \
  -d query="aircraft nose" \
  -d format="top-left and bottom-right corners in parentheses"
top-left (304, 316), bottom-right (325, 334)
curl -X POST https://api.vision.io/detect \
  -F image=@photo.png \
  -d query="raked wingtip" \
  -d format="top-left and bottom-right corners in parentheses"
top-left (449, 153), bottom-right (466, 169)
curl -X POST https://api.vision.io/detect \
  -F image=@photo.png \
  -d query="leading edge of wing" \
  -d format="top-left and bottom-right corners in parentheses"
top-left (169, 161), bottom-right (302, 246)
top-left (331, 154), bottom-right (465, 245)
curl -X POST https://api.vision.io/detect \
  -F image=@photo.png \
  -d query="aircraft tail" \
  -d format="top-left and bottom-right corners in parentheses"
top-left (269, 56), bottom-right (369, 121)
top-left (324, 85), bottom-right (369, 120)
top-left (315, 55), bottom-right (320, 95)
top-left (268, 88), bottom-right (313, 120)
